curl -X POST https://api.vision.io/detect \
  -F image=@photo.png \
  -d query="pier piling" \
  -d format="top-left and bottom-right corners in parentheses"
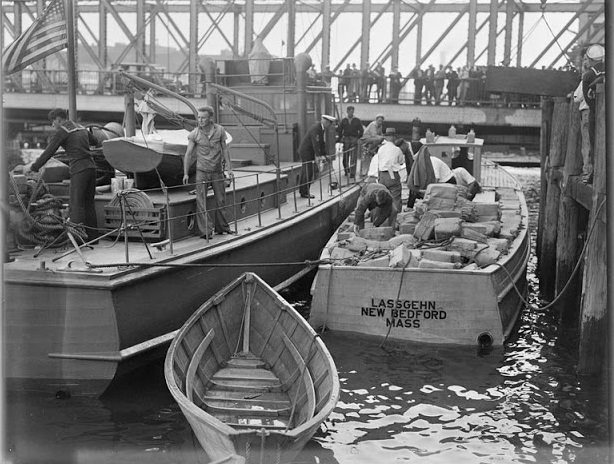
top-left (555, 101), bottom-right (583, 325)
top-left (539, 97), bottom-right (569, 299)
top-left (538, 86), bottom-right (607, 376)
top-left (578, 86), bottom-right (607, 375)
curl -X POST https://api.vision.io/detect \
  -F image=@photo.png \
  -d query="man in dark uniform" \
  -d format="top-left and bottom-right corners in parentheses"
top-left (353, 182), bottom-right (397, 234)
top-left (336, 106), bottom-right (364, 178)
top-left (29, 108), bottom-right (98, 241)
top-left (298, 114), bottom-right (335, 198)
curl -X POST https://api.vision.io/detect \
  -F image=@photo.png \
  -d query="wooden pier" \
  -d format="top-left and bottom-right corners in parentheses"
top-left (537, 86), bottom-right (606, 376)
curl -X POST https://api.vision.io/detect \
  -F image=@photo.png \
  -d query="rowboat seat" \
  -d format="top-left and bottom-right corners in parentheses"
top-left (205, 352), bottom-right (293, 430)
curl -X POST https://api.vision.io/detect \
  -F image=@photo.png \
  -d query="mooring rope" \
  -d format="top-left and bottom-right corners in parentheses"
top-left (491, 198), bottom-right (606, 312)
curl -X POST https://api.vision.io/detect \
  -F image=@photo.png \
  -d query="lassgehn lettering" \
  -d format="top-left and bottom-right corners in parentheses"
top-left (370, 298), bottom-right (437, 310)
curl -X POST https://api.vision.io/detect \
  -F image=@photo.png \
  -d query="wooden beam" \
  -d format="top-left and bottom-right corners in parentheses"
top-left (516, 9), bottom-right (523, 66)
top-left (188, 0), bottom-right (198, 92)
top-left (529, 0), bottom-right (595, 68)
top-left (255, 2), bottom-right (285, 41)
top-left (244, 0), bottom-right (254, 55)
top-left (466, 0), bottom-right (477, 67)
top-left (286, 0), bottom-right (295, 57)
top-left (98, 1), bottom-right (107, 68)
top-left (333, 0), bottom-right (393, 73)
top-left (304, 0), bottom-right (350, 56)
top-left (487, 0), bottom-right (498, 65)
top-left (66, 2), bottom-right (607, 15)
top-left (360, 0), bottom-right (372, 70)
top-left (546, 6), bottom-right (604, 69)
top-left (391, 0), bottom-right (401, 70)
top-left (503, 0), bottom-right (514, 65)
top-left (321, 0), bottom-right (331, 70)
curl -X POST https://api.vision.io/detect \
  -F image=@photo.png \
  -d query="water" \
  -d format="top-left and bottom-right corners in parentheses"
top-left (5, 168), bottom-right (609, 464)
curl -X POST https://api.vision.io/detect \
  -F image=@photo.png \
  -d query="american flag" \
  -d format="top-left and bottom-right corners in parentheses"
top-left (3, 0), bottom-right (68, 75)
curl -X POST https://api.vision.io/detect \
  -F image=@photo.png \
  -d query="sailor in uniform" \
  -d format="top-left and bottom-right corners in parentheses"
top-left (29, 108), bottom-right (99, 241)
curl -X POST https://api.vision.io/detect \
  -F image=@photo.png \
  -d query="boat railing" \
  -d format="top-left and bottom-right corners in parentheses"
top-left (107, 147), bottom-right (360, 251)
top-left (480, 159), bottom-right (523, 190)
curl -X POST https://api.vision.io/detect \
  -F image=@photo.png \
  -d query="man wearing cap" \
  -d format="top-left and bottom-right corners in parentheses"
top-left (360, 114), bottom-right (385, 177)
top-left (580, 43), bottom-right (605, 183)
top-left (298, 114), bottom-right (335, 198)
top-left (367, 127), bottom-right (405, 211)
top-left (183, 106), bottom-right (234, 238)
top-left (336, 106), bottom-right (364, 178)
top-left (27, 108), bottom-right (99, 242)
top-left (353, 182), bottom-right (398, 234)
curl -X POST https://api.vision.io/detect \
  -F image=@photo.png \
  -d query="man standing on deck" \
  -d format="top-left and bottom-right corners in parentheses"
top-left (353, 182), bottom-right (398, 234)
top-left (183, 106), bottom-right (234, 238)
top-left (28, 108), bottom-right (99, 242)
top-left (367, 128), bottom-right (405, 212)
top-left (337, 106), bottom-right (363, 178)
top-left (298, 114), bottom-right (336, 199)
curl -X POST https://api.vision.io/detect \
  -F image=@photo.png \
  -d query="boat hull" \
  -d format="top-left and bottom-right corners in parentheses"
top-left (165, 273), bottom-right (339, 463)
top-left (4, 186), bottom-right (360, 395)
top-left (309, 188), bottom-right (530, 346)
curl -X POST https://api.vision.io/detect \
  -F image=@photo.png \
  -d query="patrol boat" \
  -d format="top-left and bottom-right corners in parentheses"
top-left (4, 54), bottom-right (361, 395)
top-left (309, 136), bottom-right (530, 346)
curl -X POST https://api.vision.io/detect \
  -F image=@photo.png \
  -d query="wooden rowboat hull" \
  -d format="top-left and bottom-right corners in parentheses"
top-left (309, 187), bottom-right (530, 346)
top-left (102, 138), bottom-right (194, 188)
top-left (165, 273), bottom-right (339, 463)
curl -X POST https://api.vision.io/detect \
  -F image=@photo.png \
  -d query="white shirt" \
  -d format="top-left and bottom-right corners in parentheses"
top-left (370, 140), bottom-right (404, 177)
top-left (573, 81), bottom-right (589, 111)
top-left (430, 156), bottom-right (455, 183)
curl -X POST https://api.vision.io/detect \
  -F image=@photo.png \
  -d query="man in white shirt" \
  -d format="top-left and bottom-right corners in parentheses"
top-left (367, 127), bottom-right (405, 211)
top-left (429, 155), bottom-right (481, 199)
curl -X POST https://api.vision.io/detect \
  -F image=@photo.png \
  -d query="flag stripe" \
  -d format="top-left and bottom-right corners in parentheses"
top-left (2, 0), bottom-right (67, 75)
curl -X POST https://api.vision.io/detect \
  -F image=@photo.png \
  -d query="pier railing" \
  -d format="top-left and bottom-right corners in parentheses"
top-left (536, 85), bottom-right (606, 376)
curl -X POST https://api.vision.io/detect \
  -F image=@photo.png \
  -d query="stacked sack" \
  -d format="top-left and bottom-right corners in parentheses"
top-left (327, 183), bottom-right (520, 269)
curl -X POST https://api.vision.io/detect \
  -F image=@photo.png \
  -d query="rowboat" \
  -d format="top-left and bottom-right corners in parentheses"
top-left (165, 272), bottom-right (339, 463)
top-left (309, 137), bottom-right (530, 346)
top-left (101, 130), bottom-right (234, 188)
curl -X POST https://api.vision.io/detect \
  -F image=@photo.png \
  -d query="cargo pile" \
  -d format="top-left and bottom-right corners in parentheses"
top-left (327, 183), bottom-right (523, 270)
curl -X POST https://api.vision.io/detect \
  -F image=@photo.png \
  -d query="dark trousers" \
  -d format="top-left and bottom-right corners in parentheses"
top-left (342, 136), bottom-right (359, 178)
top-left (196, 170), bottom-right (230, 235)
top-left (69, 168), bottom-right (98, 241)
top-left (378, 171), bottom-right (402, 212)
top-left (299, 159), bottom-right (318, 196)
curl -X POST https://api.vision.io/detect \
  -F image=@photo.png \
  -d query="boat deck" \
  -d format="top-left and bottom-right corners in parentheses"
top-left (6, 162), bottom-right (358, 279)
top-left (204, 353), bottom-right (292, 430)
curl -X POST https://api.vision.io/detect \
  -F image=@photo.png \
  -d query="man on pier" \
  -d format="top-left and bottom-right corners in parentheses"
top-left (353, 182), bottom-right (398, 234)
top-left (337, 106), bottom-right (363, 179)
top-left (183, 106), bottom-right (234, 238)
top-left (580, 43), bottom-right (605, 184)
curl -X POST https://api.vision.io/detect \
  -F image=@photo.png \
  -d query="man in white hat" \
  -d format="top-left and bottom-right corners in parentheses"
top-left (580, 43), bottom-right (605, 184)
top-left (298, 114), bottom-right (335, 198)
top-left (360, 113), bottom-right (385, 177)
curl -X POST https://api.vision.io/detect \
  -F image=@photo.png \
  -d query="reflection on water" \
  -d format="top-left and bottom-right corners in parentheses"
top-left (4, 168), bottom-right (609, 463)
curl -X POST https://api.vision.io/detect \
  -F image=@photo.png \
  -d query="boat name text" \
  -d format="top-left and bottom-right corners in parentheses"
top-left (361, 299), bottom-right (446, 328)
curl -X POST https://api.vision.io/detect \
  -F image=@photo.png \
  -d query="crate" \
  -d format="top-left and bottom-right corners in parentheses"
top-left (104, 205), bottom-right (166, 240)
